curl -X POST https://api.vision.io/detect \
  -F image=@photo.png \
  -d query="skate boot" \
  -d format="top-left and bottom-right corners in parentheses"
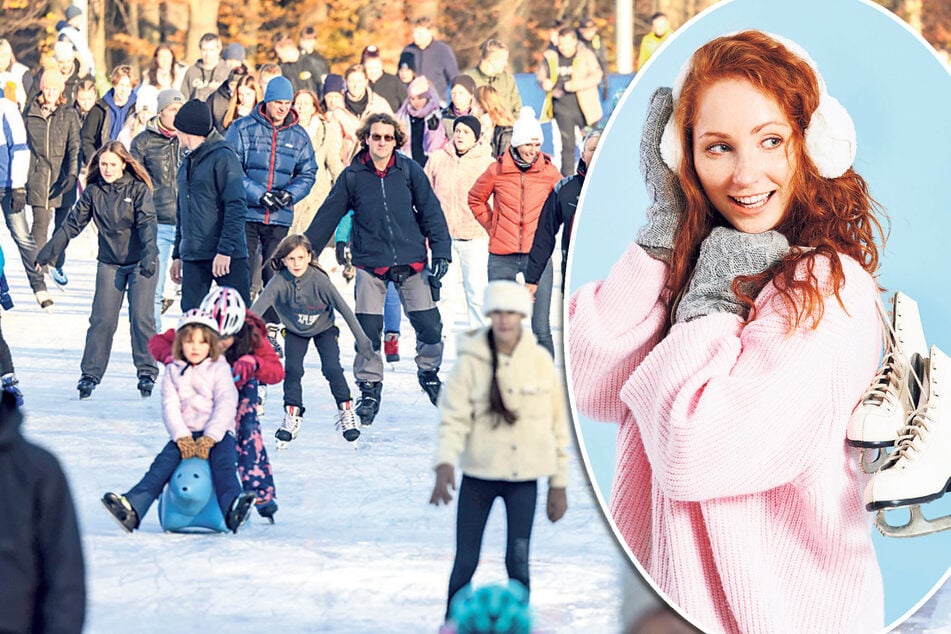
top-left (77, 375), bottom-right (98, 400)
top-left (257, 499), bottom-right (278, 524)
top-left (1, 373), bottom-right (24, 407)
top-left (418, 368), bottom-right (442, 406)
top-left (335, 400), bottom-right (361, 442)
top-left (50, 266), bottom-right (68, 287)
top-left (355, 381), bottom-right (382, 425)
top-left (276, 405), bottom-right (304, 449)
top-left (256, 384), bottom-right (267, 417)
top-left (865, 345), bottom-right (950, 538)
top-left (226, 491), bottom-right (257, 533)
top-left (384, 331), bottom-right (400, 362)
top-left (101, 492), bottom-right (140, 532)
top-left (161, 298), bottom-right (175, 314)
top-left (34, 290), bottom-right (53, 313)
top-left (137, 375), bottom-right (156, 398)
top-left (266, 323), bottom-right (285, 359)
top-left (847, 291), bottom-right (928, 473)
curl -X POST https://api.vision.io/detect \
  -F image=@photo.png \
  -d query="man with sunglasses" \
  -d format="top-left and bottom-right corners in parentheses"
top-left (304, 112), bottom-right (451, 425)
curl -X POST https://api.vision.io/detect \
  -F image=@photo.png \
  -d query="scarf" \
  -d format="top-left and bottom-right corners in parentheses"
top-left (509, 145), bottom-right (538, 172)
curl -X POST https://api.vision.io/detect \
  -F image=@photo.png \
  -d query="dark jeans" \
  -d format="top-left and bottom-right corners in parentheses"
top-left (553, 96), bottom-right (586, 177)
top-left (0, 315), bottom-right (13, 375)
top-left (124, 431), bottom-right (242, 520)
top-left (283, 326), bottom-right (351, 408)
top-left (487, 253), bottom-right (554, 356)
top-left (246, 222), bottom-right (289, 323)
top-left (81, 261), bottom-right (158, 381)
top-left (446, 475), bottom-right (538, 619)
top-left (0, 188), bottom-right (46, 292)
top-left (31, 206), bottom-right (70, 269)
top-left (180, 257), bottom-right (251, 312)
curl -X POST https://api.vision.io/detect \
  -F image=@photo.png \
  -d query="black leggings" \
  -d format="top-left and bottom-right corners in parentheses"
top-left (446, 475), bottom-right (538, 619)
top-left (282, 326), bottom-right (351, 408)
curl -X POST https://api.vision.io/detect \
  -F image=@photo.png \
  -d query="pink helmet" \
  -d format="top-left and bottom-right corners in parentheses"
top-left (198, 286), bottom-right (246, 336)
top-left (177, 308), bottom-right (220, 334)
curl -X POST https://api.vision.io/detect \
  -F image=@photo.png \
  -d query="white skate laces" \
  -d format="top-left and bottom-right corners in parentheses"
top-left (335, 402), bottom-right (361, 442)
top-left (864, 345), bottom-right (949, 538)
top-left (276, 405), bottom-right (303, 449)
top-left (847, 291), bottom-right (927, 473)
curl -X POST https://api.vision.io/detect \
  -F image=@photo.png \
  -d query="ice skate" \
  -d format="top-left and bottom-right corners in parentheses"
top-left (384, 331), bottom-right (400, 363)
top-left (101, 492), bottom-right (140, 532)
top-left (275, 405), bottom-right (303, 449)
top-left (847, 291), bottom-right (928, 473)
top-left (161, 298), bottom-right (175, 314)
top-left (49, 266), bottom-right (68, 288)
top-left (864, 345), bottom-right (951, 538)
top-left (137, 375), bottom-right (155, 398)
top-left (34, 290), bottom-right (54, 313)
top-left (256, 384), bottom-right (267, 417)
top-left (77, 375), bottom-right (98, 400)
top-left (1, 373), bottom-right (23, 407)
top-left (335, 401), bottom-right (361, 442)
top-left (257, 499), bottom-right (278, 524)
top-left (418, 369), bottom-right (442, 406)
top-left (226, 492), bottom-right (257, 533)
top-left (266, 323), bottom-right (285, 359)
top-left (355, 381), bottom-right (382, 426)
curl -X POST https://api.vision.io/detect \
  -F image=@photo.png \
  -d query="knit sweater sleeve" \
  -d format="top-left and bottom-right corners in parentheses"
top-left (567, 242), bottom-right (670, 423)
top-left (621, 254), bottom-right (881, 501)
top-left (203, 358), bottom-right (239, 441)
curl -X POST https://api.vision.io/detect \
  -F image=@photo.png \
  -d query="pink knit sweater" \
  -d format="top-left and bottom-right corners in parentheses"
top-left (568, 243), bottom-right (884, 633)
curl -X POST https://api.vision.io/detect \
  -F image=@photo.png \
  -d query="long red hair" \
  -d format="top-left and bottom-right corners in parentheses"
top-left (667, 31), bottom-right (885, 330)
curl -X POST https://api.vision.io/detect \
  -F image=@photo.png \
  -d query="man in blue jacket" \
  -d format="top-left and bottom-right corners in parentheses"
top-left (305, 112), bottom-right (451, 424)
top-left (169, 99), bottom-right (250, 309)
top-left (225, 76), bottom-right (316, 353)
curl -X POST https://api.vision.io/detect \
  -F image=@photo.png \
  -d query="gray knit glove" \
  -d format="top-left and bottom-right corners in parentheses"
top-left (635, 87), bottom-right (686, 262)
top-left (675, 227), bottom-right (789, 323)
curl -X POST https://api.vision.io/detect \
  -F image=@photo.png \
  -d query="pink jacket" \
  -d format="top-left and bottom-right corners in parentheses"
top-left (569, 243), bottom-right (884, 633)
top-left (162, 357), bottom-right (239, 442)
top-left (424, 140), bottom-right (494, 240)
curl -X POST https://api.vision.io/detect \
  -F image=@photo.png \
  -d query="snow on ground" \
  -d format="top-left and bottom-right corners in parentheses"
top-left (2, 228), bottom-right (629, 633)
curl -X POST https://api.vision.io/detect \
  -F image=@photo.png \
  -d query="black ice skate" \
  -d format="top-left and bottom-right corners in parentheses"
top-left (101, 492), bottom-right (139, 532)
top-left (257, 499), bottom-right (278, 525)
top-left (418, 369), bottom-right (441, 406)
top-left (355, 381), bottom-right (382, 425)
top-left (137, 375), bottom-right (155, 398)
top-left (226, 492), bottom-right (257, 533)
top-left (77, 375), bottom-right (98, 400)
top-left (266, 323), bottom-right (285, 359)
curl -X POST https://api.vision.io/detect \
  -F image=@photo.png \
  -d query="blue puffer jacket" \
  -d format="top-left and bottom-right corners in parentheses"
top-left (224, 104), bottom-right (317, 227)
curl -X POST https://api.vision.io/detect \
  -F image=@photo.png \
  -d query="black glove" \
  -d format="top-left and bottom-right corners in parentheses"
top-left (139, 256), bottom-right (157, 278)
top-left (259, 191), bottom-right (280, 211)
top-left (0, 292), bottom-right (13, 311)
top-left (335, 241), bottom-right (348, 265)
top-left (426, 115), bottom-right (440, 131)
top-left (430, 258), bottom-right (449, 281)
top-left (274, 190), bottom-right (294, 209)
top-left (54, 175), bottom-right (77, 198)
top-left (11, 188), bottom-right (25, 214)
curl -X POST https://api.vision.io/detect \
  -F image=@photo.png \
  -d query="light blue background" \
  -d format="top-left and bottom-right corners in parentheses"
top-left (566, 0), bottom-right (951, 629)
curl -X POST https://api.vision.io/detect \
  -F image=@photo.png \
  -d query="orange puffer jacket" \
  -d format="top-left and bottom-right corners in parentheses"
top-left (467, 150), bottom-right (562, 255)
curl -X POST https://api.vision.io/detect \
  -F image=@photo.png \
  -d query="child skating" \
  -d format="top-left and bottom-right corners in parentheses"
top-left (102, 309), bottom-right (257, 533)
top-left (251, 234), bottom-right (374, 445)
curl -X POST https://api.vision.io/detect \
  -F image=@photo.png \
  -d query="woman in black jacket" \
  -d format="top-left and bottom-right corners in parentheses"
top-left (23, 68), bottom-right (81, 288)
top-left (35, 141), bottom-right (159, 400)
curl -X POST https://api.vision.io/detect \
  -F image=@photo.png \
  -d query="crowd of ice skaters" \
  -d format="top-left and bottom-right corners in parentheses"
top-left (0, 9), bottom-right (638, 633)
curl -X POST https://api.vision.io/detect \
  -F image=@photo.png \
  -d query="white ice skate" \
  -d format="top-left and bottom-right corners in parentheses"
top-left (847, 291), bottom-right (928, 473)
top-left (276, 405), bottom-right (303, 449)
top-left (864, 345), bottom-right (950, 538)
top-left (334, 401), bottom-right (361, 443)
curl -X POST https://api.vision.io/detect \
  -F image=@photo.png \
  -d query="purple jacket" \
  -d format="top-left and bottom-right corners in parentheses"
top-left (162, 357), bottom-right (238, 442)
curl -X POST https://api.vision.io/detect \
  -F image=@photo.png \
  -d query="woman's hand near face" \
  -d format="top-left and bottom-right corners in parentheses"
top-left (635, 87), bottom-right (686, 263)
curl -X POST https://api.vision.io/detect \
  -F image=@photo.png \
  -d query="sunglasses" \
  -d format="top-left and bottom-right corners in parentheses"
top-left (370, 133), bottom-right (395, 142)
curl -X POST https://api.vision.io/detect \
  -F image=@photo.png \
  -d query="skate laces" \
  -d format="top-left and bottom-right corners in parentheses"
top-left (888, 401), bottom-right (939, 464)
top-left (860, 295), bottom-right (925, 409)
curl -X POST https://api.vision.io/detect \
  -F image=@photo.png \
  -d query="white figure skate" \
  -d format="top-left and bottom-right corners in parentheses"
top-left (847, 291), bottom-right (928, 473)
top-left (276, 405), bottom-right (303, 449)
top-left (334, 401), bottom-right (361, 442)
top-left (864, 345), bottom-right (950, 538)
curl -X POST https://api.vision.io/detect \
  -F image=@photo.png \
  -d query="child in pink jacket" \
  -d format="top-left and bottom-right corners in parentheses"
top-left (570, 32), bottom-right (886, 633)
top-left (101, 309), bottom-right (256, 533)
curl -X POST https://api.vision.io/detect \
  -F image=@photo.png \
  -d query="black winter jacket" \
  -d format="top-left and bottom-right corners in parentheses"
top-left (130, 117), bottom-right (181, 225)
top-left (23, 94), bottom-right (81, 209)
top-left (206, 80), bottom-right (233, 136)
top-left (37, 172), bottom-right (157, 268)
top-left (525, 170), bottom-right (584, 287)
top-left (174, 130), bottom-right (249, 261)
top-left (79, 92), bottom-right (136, 167)
top-left (305, 150), bottom-right (450, 269)
top-left (0, 391), bottom-right (85, 634)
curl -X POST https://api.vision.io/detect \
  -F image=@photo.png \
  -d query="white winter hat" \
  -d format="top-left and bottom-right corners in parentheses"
top-left (483, 281), bottom-right (532, 318)
top-left (510, 106), bottom-right (543, 148)
top-left (135, 85), bottom-right (159, 114)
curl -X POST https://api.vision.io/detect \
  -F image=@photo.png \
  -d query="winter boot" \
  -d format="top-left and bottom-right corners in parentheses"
top-left (418, 369), bottom-right (442, 406)
top-left (355, 381), bottom-right (382, 425)
top-left (137, 375), bottom-right (156, 398)
top-left (50, 266), bottom-right (68, 287)
top-left (34, 290), bottom-right (53, 313)
top-left (257, 499), bottom-right (278, 524)
top-left (335, 400), bottom-right (361, 442)
top-left (1, 373), bottom-right (23, 407)
top-left (77, 375), bottom-right (98, 400)
top-left (266, 323), bottom-right (285, 359)
top-left (101, 492), bottom-right (140, 532)
top-left (226, 491), bottom-right (257, 533)
top-left (384, 331), bottom-right (400, 362)
top-left (276, 405), bottom-right (304, 448)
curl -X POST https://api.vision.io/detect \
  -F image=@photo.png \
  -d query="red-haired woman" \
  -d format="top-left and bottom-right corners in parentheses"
top-left (569, 31), bottom-right (886, 632)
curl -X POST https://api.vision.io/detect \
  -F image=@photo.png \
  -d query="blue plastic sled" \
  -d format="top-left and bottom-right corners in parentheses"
top-left (157, 458), bottom-right (228, 533)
